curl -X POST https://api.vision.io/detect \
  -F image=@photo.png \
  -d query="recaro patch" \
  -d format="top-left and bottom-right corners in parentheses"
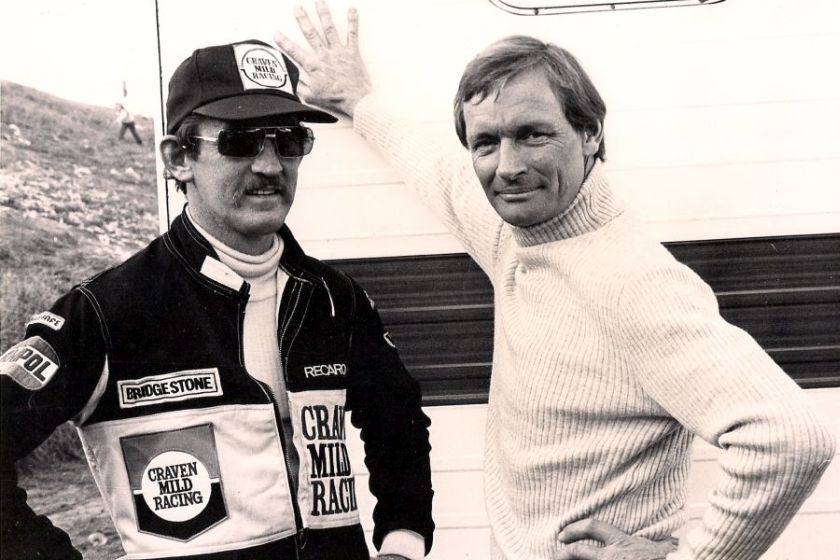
top-left (118, 369), bottom-right (223, 409)
top-left (0, 336), bottom-right (60, 390)
top-left (26, 311), bottom-right (66, 331)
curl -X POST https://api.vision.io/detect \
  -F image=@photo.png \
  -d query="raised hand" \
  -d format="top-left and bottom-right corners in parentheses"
top-left (556, 518), bottom-right (678, 560)
top-left (274, 0), bottom-right (372, 117)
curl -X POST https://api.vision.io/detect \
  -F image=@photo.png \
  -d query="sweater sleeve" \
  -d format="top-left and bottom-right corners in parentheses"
top-left (353, 94), bottom-right (505, 275)
top-left (617, 262), bottom-right (836, 560)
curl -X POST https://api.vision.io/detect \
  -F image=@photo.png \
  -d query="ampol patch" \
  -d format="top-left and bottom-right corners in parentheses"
top-left (0, 336), bottom-right (60, 390)
top-left (233, 43), bottom-right (293, 93)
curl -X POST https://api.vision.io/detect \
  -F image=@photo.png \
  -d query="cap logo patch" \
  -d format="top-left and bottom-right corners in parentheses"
top-left (0, 336), bottom-right (60, 390)
top-left (233, 43), bottom-right (293, 94)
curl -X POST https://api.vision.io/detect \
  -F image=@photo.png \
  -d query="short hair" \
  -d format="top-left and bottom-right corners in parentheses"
top-left (453, 35), bottom-right (607, 160)
top-left (171, 114), bottom-right (205, 194)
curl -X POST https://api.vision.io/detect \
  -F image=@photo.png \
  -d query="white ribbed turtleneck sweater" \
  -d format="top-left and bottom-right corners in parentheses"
top-left (188, 212), bottom-right (289, 412)
top-left (353, 95), bottom-right (836, 560)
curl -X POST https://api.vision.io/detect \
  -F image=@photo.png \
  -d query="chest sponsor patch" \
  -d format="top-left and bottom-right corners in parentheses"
top-left (289, 390), bottom-right (361, 530)
top-left (118, 369), bottom-right (223, 409)
top-left (0, 336), bottom-right (60, 390)
top-left (121, 424), bottom-right (227, 541)
top-left (303, 362), bottom-right (347, 379)
top-left (26, 311), bottom-right (66, 331)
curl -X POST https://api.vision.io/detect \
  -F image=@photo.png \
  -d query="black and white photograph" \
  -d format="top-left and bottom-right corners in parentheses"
top-left (1, 1), bottom-right (838, 559)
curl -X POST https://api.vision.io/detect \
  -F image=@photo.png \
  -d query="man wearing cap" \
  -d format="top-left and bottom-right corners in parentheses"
top-left (272, 4), bottom-right (836, 560)
top-left (0, 39), bottom-right (433, 560)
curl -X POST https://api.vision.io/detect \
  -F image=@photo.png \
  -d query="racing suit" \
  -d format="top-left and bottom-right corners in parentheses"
top-left (0, 213), bottom-right (434, 560)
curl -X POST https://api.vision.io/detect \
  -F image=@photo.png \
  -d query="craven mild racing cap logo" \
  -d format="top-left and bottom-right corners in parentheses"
top-left (233, 43), bottom-right (294, 94)
top-left (122, 424), bottom-right (227, 541)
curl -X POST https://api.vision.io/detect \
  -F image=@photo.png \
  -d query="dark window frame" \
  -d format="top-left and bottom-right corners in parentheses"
top-left (331, 233), bottom-right (840, 406)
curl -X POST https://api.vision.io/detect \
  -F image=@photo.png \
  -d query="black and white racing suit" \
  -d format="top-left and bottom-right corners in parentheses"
top-left (0, 214), bottom-right (434, 560)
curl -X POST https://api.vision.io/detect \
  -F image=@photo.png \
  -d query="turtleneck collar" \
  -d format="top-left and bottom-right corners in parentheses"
top-left (186, 210), bottom-right (283, 300)
top-left (511, 161), bottom-right (624, 247)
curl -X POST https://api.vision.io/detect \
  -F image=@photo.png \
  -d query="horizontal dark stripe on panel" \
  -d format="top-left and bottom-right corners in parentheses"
top-left (722, 303), bottom-right (839, 347)
top-left (388, 321), bottom-right (493, 368)
top-left (330, 233), bottom-right (840, 404)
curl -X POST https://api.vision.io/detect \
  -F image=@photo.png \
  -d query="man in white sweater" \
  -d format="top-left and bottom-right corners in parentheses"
top-left (274, 3), bottom-right (836, 559)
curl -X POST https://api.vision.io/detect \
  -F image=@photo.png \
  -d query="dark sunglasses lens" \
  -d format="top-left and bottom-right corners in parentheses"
top-left (273, 127), bottom-right (314, 157)
top-left (218, 129), bottom-right (265, 157)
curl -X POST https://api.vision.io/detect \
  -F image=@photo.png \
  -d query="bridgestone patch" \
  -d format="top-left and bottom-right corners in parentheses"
top-left (118, 369), bottom-right (223, 409)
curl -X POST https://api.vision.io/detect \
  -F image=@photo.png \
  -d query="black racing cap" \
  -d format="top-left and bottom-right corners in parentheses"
top-left (165, 39), bottom-right (337, 134)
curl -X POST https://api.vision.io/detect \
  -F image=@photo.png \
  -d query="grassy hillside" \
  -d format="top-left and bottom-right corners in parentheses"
top-left (1, 81), bottom-right (159, 559)
top-left (1, 80), bottom-right (159, 350)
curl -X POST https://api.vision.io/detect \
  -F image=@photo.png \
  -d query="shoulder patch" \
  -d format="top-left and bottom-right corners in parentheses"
top-left (0, 336), bottom-right (61, 390)
top-left (26, 311), bottom-right (66, 331)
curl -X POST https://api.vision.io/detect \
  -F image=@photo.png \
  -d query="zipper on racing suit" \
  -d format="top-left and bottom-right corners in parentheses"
top-left (236, 278), bottom-right (308, 557)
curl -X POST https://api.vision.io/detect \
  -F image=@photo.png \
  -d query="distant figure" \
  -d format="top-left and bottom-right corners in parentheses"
top-left (114, 100), bottom-right (142, 144)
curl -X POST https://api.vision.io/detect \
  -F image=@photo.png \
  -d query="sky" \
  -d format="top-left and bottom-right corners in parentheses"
top-left (1, 0), bottom-right (161, 117)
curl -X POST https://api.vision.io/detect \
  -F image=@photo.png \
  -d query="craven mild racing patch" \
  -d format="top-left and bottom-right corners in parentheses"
top-left (0, 336), bottom-right (60, 390)
top-left (233, 43), bottom-right (294, 94)
top-left (289, 389), bottom-right (361, 530)
top-left (121, 424), bottom-right (227, 541)
top-left (117, 369), bottom-right (223, 409)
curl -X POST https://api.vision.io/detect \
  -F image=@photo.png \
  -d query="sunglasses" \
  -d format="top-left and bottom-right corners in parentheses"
top-left (191, 126), bottom-right (315, 158)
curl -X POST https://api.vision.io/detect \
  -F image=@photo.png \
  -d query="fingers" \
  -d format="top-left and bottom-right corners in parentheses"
top-left (273, 31), bottom-right (314, 69)
top-left (346, 7), bottom-right (359, 48)
top-left (558, 518), bottom-right (624, 545)
top-left (294, 4), bottom-right (325, 50)
top-left (315, 0), bottom-right (341, 46)
top-left (556, 543), bottom-right (601, 560)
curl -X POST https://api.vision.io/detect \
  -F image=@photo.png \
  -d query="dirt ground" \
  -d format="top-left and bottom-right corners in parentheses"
top-left (20, 461), bottom-right (124, 559)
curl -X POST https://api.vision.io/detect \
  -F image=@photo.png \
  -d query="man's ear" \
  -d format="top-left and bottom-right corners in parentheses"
top-left (159, 135), bottom-right (195, 184)
top-left (581, 121), bottom-right (604, 157)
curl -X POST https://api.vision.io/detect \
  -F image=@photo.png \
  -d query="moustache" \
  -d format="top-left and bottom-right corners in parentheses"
top-left (231, 181), bottom-right (289, 208)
